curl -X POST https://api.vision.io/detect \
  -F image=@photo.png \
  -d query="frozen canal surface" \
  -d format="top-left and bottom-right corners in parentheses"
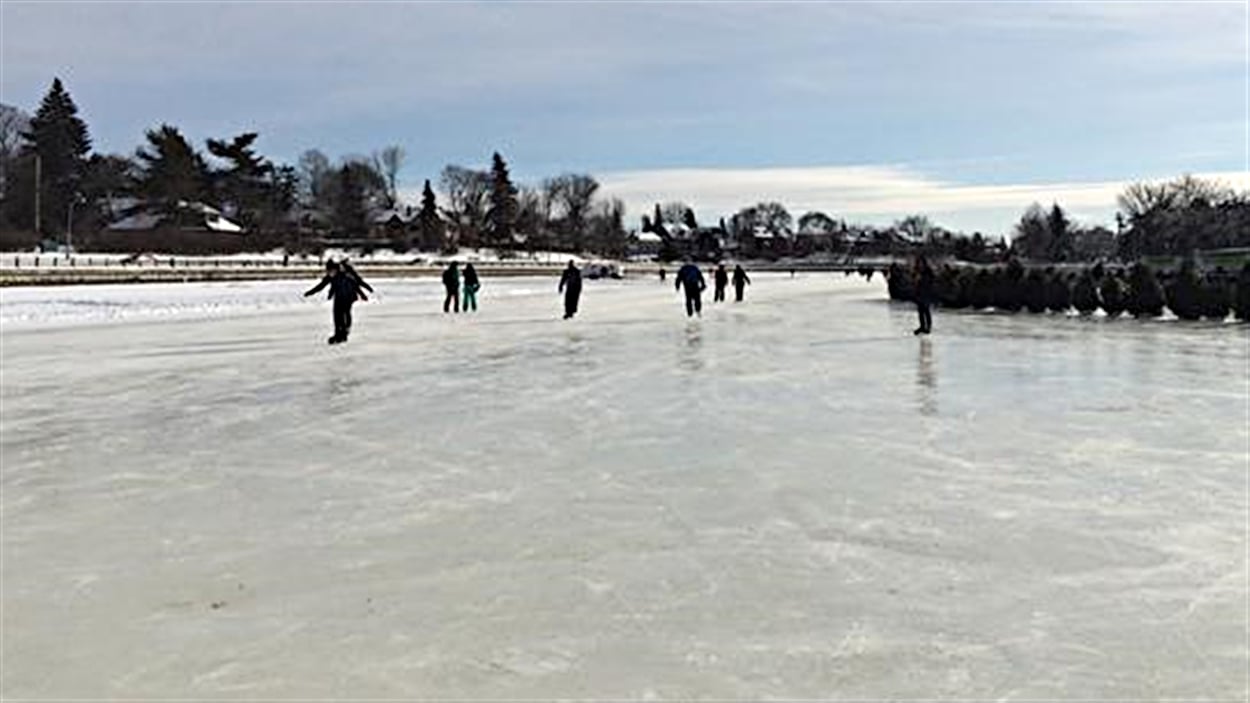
top-left (1, 275), bottom-right (1246, 699)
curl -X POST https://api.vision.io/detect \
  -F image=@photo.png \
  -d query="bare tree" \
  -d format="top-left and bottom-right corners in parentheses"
top-left (733, 201), bottom-right (792, 237)
top-left (660, 201), bottom-right (692, 228)
top-left (895, 214), bottom-right (936, 243)
top-left (440, 164), bottom-right (491, 249)
top-left (297, 149), bottom-right (333, 211)
top-left (543, 173), bottom-right (599, 251)
top-left (376, 145), bottom-right (405, 207)
top-left (0, 104), bottom-right (29, 200)
top-left (797, 211), bottom-right (837, 234)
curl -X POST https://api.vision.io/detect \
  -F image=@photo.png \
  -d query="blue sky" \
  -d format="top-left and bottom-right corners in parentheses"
top-left (1, 1), bottom-right (1245, 234)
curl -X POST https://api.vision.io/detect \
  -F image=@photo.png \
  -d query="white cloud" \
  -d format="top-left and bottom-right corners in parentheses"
top-left (596, 165), bottom-right (1249, 234)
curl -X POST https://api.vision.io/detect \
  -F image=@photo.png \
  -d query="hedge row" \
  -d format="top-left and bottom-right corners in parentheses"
top-left (884, 260), bottom-right (1250, 321)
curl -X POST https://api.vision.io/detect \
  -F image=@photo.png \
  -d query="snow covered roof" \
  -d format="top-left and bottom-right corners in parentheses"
top-left (204, 211), bottom-right (243, 233)
top-left (636, 231), bottom-right (663, 242)
top-left (370, 208), bottom-right (415, 225)
top-left (107, 200), bottom-right (244, 234)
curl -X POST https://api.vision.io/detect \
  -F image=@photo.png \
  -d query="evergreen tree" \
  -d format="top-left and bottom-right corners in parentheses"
top-left (1046, 203), bottom-right (1072, 261)
top-left (206, 132), bottom-right (273, 229)
top-left (487, 151), bottom-right (518, 249)
top-left (135, 124), bottom-right (210, 222)
top-left (21, 78), bottom-right (92, 236)
top-left (332, 161), bottom-right (376, 237)
top-left (683, 208), bottom-right (698, 230)
top-left (416, 178), bottom-right (445, 251)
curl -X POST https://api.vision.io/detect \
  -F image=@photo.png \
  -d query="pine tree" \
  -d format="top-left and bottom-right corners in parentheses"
top-left (416, 179), bottom-right (445, 251)
top-left (333, 163), bottom-right (370, 237)
top-left (135, 124), bottom-right (210, 223)
top-left (22, 78), bottom-right (92, 236)
top-left (1046, 203), bottom-right (1072, 262)
top-left (206, 132), bottom-right (273, 229)
top-left (487, 152), bottom-right (518, 250)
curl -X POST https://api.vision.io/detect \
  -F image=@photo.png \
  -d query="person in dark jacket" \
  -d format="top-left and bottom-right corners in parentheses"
top-left (442, 262), bottom-right (460, 313)
top-left (675, 259), bottom-right (706, 317)
top-left (732, 264), bottom-right (751, 302)
top-left (305, 260), bottom-right (369, 344)
top-left (558, 260), bottom-right (582, 319)
top-left (713, 264), bottom-right (729, 303)
top-left (462, 263), bottom-right (481, 313)
top-left (913, 254), bottom-right (935, 335)
top-left (341, 259), bottom-right (374, 301)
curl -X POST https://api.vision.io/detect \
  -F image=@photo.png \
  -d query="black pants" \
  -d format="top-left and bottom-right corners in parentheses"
top-left (333, 301), bottom-right (354, 340)
top-left (443, 288), bottom-right (459, 313)
top-left (714, 284), bottom-right (726, 302)
top-left (734, 283), bottom-right (745, 302)
top-left (916, 300), bottom-right (932, 333)
top-left (564, 290), bottom-right (581, 318)
top-left (685, 291), bottom-right (703, 317)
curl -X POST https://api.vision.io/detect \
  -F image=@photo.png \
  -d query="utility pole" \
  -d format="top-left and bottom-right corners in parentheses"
top-left (67, 195), bottom-right (79, 253)
top-left (33, 153), bottom-right (41, 235)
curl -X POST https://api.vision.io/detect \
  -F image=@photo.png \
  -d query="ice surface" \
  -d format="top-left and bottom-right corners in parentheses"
top-left (1, 274), bottom-right (1246, 698)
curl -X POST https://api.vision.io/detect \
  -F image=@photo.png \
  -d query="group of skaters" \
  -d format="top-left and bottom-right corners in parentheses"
top-left (439, 262), bottom-right (482, 314)
top-left (305, 254), bottom-right (1250, 344)
top-left (305, 258), bottom-right (755, 343)
top-left (890, 256), bottom-right (1250, 323)
top-left (664, 263), bottom-right (753, 317)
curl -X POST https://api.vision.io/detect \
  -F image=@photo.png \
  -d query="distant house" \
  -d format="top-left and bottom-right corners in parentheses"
top-left (108, 200), bottom-right (244, 234)
top-left (738, 225), bottom-right (792, 258)
top-left (370, 206), bottom-right (416, 236)
top-left (631, 230), bottom-right (664, 257)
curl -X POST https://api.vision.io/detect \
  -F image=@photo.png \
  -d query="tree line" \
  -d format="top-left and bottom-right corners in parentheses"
top-left (885, 258), bottom-right (1250, 322)
top-left (1, 77), bottom-right (1246, 262)
top-left (0, 78), bottom-right (628, 256)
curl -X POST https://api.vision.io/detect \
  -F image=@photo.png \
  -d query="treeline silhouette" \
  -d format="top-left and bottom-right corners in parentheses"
top-left (885, 259), bottom-right (1250, 321)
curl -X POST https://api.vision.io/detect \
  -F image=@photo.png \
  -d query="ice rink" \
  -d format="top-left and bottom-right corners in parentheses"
top-left (2, 274), bottom-right (1246, 698)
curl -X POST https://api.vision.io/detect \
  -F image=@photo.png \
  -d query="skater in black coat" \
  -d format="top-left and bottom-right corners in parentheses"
top-left (913, 255), bottom-right (935, 335)
top-left (675, 260), bottom-right (706, 317)
top-left (732, 264), bottom-right (751, 302)
top-left (305, 261), bottom-right (370, 344)
top-left (442, 262), bottom-right (460, 313)
top-left (559, 260), bottom-right (583, 319)
top-left (713, 264), bottom-right (729, 303)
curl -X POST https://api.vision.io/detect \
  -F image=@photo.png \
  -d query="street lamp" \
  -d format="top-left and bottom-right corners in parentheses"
top-left (66, 192), bottom-right (85, 254)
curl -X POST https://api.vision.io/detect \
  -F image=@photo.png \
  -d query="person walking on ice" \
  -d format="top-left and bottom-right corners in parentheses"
top-left (559, 260), bottom-right (582, 319)
top-left (304, 260), bottom-right (371, 344)
top-left (442, 262), bottom-right (460, 313)
top-left (675, 258), bottom-right (706, 317)
top-left (462, 263), bottom-right (481, 313)
top-left (912, 254), bottom-right (935, 335)
top-left (713, 263), bottom-right (729, 303)
top-left (732, 264), bottom-right (751, 302)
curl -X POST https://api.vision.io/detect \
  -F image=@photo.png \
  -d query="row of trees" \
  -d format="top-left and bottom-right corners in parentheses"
top-left (1, 78), bottom-right (1245, 260)
top-left (0, 81), bottom-right (302, 239)
top-left (428, 163), bottom-right (626, 256)
top-left (886, 259), bottom-right (1250, 321)
top-left (0, 78), bottom-right (629, 256)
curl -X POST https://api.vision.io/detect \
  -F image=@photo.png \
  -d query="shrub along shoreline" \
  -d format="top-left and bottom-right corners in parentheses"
top-left (884, 260), bottom-right (1250, 322)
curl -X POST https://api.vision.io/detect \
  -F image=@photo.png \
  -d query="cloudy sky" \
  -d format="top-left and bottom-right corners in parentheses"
top-left (1, 1), bottom-right (1244, 234)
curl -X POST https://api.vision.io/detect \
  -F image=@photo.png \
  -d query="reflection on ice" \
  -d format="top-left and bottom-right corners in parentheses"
top-left (916, 337), bottom-right (937, 416)
top-left (0, 274), bottom-right (1245, 699)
